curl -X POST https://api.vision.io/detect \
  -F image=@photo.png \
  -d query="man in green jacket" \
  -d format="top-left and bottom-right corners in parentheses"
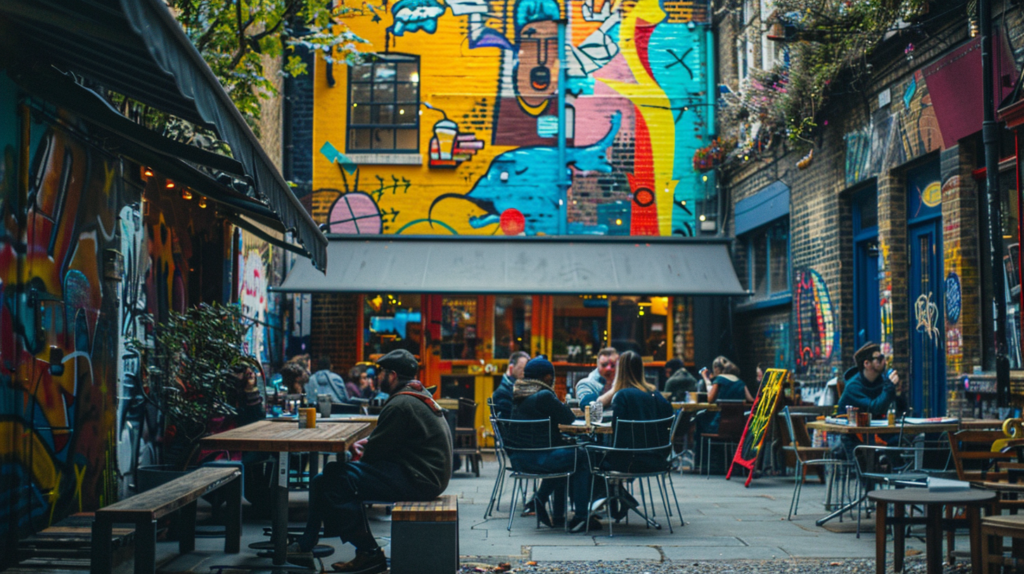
top-left (290, 349), bottom-right (452, 574)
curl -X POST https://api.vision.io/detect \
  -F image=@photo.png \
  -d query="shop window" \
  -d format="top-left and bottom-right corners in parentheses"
top-left (347, 54), bottom-right (419, 153)
top-left (493, 296), bottom-right (531, 359)
top-left (364, 294), bottom-right (421, 359)
top-left (441, 297), bottom-right (478, 360)
top-left (1000, 166), bottom-right (1022, 368)
top-left (552, 295), bottom-right (607, 364)
top-left (610, 296), bottom-right (669, 360)
top-left (743, 218), bottom-right (790, 305)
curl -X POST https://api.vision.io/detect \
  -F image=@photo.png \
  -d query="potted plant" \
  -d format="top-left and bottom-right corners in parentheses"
top-left (133, 302), bottom-right (261, 472)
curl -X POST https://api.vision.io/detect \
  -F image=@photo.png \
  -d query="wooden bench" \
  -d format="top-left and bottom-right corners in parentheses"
top-left (981, 514), bottom-right (1024, 573)
top-left (390, 495), bottom-right (458, 574)
top-left (91, 466), bottom-right (242, 574)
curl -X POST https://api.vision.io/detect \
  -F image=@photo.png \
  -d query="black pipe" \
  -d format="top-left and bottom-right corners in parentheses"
top-left (980, 0), bottom-right (1010, 406)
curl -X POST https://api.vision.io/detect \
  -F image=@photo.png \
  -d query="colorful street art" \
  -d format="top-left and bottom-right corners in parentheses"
top-left (794, 269), bottom-right (837, 374)
top-left (239, 232), bottom-right (284, 365)
top-left (317, 0), bottom-right (714, 238)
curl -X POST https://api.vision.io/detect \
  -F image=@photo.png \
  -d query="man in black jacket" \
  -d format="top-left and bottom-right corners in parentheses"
top-left (491, 350), bottom-right (529, 419)
top-left (836, 341), bottom-right (903, 459)
top-left (290, 349), bottom-right (452, 574)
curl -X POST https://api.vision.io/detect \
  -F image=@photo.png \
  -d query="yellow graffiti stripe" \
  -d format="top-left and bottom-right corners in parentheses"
top-left (0, 420), bottom-right (60, 494)
top-left (745, 369), bottom-right (784, 456)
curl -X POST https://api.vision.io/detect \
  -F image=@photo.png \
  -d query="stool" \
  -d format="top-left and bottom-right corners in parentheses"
top-left (981, 514), bottom-right (1024, 572)
top-left (390, 496), bottom-right (458, 574)
top-left (868, 488), bottom-right (996, 574)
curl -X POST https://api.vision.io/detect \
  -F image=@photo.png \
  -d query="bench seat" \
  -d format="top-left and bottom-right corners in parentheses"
top-left (981, 514), bottom-right (1024, 572)
top-left (390, 495), bottom-right (458, 574)
top-left (91, 466), bottom-right (242, 574)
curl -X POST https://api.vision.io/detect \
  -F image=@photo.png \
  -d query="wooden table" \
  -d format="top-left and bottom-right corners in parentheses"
top-left (960, 418), bottom-right (1006, 429)
top-left (672, 402), bottom-right (719, 412)
top-left (201, 420), bottom-right (372, 565)
top-left (868, 488), bottom-right (995, 574)
top-left (559, 422), bottom-right (612, 435)
top-left (270, 414), bottom-right (379, 428)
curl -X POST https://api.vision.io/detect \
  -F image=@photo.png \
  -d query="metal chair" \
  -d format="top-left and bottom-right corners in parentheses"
top-left (491, 418), bottom-right (577, 533)
top-left (777, 406), bottom-right (853, 520)
top-left (584, 415), bottom-right (678, 536)
top-left (698, 400), bottom-right (748, 478)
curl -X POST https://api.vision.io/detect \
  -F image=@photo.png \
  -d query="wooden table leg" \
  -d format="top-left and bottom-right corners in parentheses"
top-left (893, 502), bottom-right (905, 573)
top-left (967, 505), bottom-right (982, 574)
top-left (875, 499), bottom-right (888, 574)
top-left (925, 504), bottom-right (942, 574)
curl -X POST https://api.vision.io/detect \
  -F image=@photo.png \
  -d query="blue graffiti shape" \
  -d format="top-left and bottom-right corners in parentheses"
top-left (390, 0), bottom-right (445, 35)
top-left (428, 112), bottom-right (621, 235)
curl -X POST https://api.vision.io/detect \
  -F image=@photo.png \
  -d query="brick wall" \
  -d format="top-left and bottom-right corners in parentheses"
top-left (311, 294), bottom-right (361, 373)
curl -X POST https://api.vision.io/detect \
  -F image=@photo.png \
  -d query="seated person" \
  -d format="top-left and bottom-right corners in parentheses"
top-left (696, 355), bottom-right (754, 436)
top-left (836, 341), bottom-right (903, 460)
top-left (289, 349), bottom-right (452, 574)
top-left (510, 356), bottom-right (599, 532)
top-left (663, 358), bottom-right (698, 402)
top-left (492, 351), bottom-right (529, 419)
top-left (308, 355), bottom-right (350, 404)
top-left (575, 348), bottom-right (618, 408)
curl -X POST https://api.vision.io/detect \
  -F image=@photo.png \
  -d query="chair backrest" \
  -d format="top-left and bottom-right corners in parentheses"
top-left (486, 397), bottom-right (496, 418)
top-left (457, 398), bottom-right (477, 428)
top-left (716, 400), bottom-right (750, 440)
top-left (949, 429), bottom-right (1017, 482)
top-left (611, 416), bottom-right (675, 453)
top-left (492, 418), bottom-right (554, 451)
top-left (778, 406), bottom-right (798, 445)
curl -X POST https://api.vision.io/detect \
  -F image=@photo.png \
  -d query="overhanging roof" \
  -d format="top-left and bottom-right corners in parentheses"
top-left (274, 236), bottom-right (749, 296)
top-left (0, 0), bottom-right (327, 270)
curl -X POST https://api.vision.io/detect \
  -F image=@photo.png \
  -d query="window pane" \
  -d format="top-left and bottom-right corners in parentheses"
top-left (374, 63), bottom-right (396, 82)
top-left (350, 102), bottom-right (370, 124)
top-left (441, 297), bottom-right (478, 360)
top-left (857, 192), bottom-right (878, 230)
top-left (769, 222), bottom-right (789, 293)
top-left (395, 129), bottom-right (417, 150)
top-left (397, 62), bottom-right (418, 83)
top-left (372, 128), bottom-right (394, 150)
top-left (352, 64), bottom-right (373, 82)
top-left (553, 295), bottom-right (606, 363)
top-left (364, 294), bottom-right (422, 359)
top-left (349, 128), bottom-right (372, 150)
top-left (396, 104), bottom-right (417, 124)
top-left (608, 296), bottom-right (669, 360)
top-left (396, 83), bottom-right (417, 103)
top-left (351, 84), bottom-right (372, 104)
top-left (373, 83), bottom-right (395, 104)
top-left (378, 104), bottom-right (395, 124)
top-left (494, 296), bottom-right (532, 359)
top-left (752, 232), bottom-right (768, 297)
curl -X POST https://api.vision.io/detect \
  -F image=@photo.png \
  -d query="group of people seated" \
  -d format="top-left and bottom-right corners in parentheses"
top-left (275, 355), bottom-right (390, 409)
top-left (491, 347), bottom-right (750, 532)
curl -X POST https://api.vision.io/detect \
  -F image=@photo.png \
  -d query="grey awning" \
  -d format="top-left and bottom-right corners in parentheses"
top-left (274, 236), bottom-right (748, 296)
top-left (0, 0), bottom-right (327, 270)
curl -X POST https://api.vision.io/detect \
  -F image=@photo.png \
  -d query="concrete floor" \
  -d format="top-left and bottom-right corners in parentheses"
top-left (154, 453), bottom-right (960, 572)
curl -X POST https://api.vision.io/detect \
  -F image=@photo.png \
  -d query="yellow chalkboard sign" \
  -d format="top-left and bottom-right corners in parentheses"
top-left (726, 368), bottom-right (788, 487)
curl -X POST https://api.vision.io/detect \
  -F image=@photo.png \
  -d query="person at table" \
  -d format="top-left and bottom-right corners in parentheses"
top-left (308, 355), bottom-right (350, 405)
top-left (492, 350), bottom-right (529, 419)
top-left (835, 341), bottom-right (903, 458)
top-left (345, 364), bottom-right (365, 400)
top-left (289, 349), bottom-right (452, 573)
top-left (511, 356), bottom-right (599, 532)
top-left (663, 358), bottom-right (698, 402)
top-left (576, 347), bottom-right (619, 408)
top-left (695, 356), bottom-right (754, 437)
top-left (279, 363), bottom-right (309, 410)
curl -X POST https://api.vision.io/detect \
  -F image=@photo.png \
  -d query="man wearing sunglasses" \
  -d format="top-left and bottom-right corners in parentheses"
top-left (836, 342), bottom-right (904, 458)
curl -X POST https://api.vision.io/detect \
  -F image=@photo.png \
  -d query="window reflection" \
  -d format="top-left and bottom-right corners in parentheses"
top-left (364, 294), bottom-right (421, 359)
top-left (552, 295), bottom-right (606, 363)
top-left (441, 297), bottom-right (478, 360)
top-left (494, 296), bottom-right (531, 359)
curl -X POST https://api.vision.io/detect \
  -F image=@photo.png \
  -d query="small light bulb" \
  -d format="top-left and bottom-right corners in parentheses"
top-left (165, 180), bottom-right (175, 189)
top-left (399, 109), bottom-right (405, 115)
top-left (702, 175), bottom-right (708, 182)
top-left (198, 196), bottom-right (207, 208)
top-left (615, 218), bottom-right (622, 225)
top-left (699, 214), bottom-right (706, 221)
top-left (410, 72), bottom-right (419, 83)
top-left (142, 167), bottom-right (154, 178)
top-left (181, 188), bottom-right (192, 200)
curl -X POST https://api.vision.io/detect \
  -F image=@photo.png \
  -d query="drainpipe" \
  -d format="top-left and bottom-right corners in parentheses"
top-left (980, 0), bottom-right (1010, 407)
top-left (557, 15), bottom-right (568, 236)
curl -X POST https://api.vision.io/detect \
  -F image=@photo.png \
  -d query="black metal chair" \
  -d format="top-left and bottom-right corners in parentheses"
top-left (584, 415), bottom-right (678, 536)
top-left (492, 418), bottom-right (577, 533)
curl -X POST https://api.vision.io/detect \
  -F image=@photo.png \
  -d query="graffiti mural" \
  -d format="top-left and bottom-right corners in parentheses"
top-left (794, 269), bottom-right (837, 374)
top-left (0, 106), bottom-right (122, 543)
top-left (318, 0), bottom-right (714, 238)
top-left (239, 232), bottom-right (284, 366)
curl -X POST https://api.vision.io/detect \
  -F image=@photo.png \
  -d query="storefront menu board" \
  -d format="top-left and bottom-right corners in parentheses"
top-left (726, 368), bottom-right (787, 487)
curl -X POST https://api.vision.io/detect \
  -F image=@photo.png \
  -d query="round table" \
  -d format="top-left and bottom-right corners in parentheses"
top-left (867, 488), bottom-right (995, 574)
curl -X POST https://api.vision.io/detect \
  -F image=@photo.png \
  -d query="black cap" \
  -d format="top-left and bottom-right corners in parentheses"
top-left (376, 349), bottom-right (419, 380)
top-left (523, 355), bottom-right (555, 381)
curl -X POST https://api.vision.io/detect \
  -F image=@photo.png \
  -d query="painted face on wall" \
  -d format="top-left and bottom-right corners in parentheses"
top-left (515, 19), bottom-right (559, 107)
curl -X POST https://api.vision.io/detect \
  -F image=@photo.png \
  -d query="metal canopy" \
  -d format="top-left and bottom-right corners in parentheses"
top-left (275, 236), bottom-right (749, 296)
top-left (0, 0), bottom-right (327, 270)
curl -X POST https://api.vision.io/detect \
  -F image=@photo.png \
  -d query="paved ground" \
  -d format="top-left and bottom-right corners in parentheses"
top-left (154, 453), bottom-right (974, 573)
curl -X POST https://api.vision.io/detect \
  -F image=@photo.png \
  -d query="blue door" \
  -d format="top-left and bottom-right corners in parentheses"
top-left (853, 187), bottom-right (880, 349)
top-left (907, 161), bottom-right (945, 416)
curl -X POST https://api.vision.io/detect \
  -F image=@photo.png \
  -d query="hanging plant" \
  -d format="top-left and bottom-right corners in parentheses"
top-left (693, 137), bottom-right (737, 172)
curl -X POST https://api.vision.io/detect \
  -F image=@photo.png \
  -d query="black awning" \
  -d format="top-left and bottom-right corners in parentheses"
top-left (274, 236), bottom-right (749, 296)
top-left (0, 0), bottom-right (327, 270)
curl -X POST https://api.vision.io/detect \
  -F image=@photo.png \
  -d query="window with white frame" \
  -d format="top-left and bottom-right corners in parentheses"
top-left (347, 54), bottom-right (420, 153)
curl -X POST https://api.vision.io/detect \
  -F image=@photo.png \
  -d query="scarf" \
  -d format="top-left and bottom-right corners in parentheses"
top-left (387, 380), bottom-right (444, 416)
top-left (512, 378), bottom-right (555, 402)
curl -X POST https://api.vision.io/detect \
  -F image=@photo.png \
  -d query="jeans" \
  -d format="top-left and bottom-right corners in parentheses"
top-left (510, 447), bottom-right (591, 517)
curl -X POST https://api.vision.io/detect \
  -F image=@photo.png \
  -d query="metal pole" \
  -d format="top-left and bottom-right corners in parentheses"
top-left (557, 16), bottom-right (568, 236)
top-left (980, 0), bottom-right (1010, 406)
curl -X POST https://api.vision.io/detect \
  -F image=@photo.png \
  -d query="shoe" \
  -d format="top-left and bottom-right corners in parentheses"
top-left (521, 498), bottom-right (536, 517)
top-left (331, 548), bottom-right (387, 574)
top-left (285, 543), bottom-right (316, 570)
top-left (588, 497), bottom-right (607, 513)
top-left (535, 501), bottom-right (553, 527)
top-left (569, 515), bottom-right (603, 533)
top-left (610, 500), bottom-right (628, 521)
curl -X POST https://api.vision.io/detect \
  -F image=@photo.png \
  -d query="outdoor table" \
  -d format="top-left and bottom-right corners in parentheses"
top-left (868, 488), bottom-right (994, 574)
top-left (960, 419), bottom-right (1006, 429)
top-left (671, 402), bottom-right (719, 412)
top-left (200, 420), bottom-right (371, 565)
top-left (559, 421), bottom-right (613, 435)
top-left (269, 414), bottom-right (379, 428)
top-left (806, 419), bottom-right (959, 526)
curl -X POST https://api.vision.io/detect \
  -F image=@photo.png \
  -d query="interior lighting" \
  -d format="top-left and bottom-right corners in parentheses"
top-left (198, 196), bottom-right (207, 208)
top-left (142, 167), bottom-right (154, 179)
top-left (165, 179), bottom-right (176, 189)
top-left (410, 72), bottom-right (420, 83)
top-left (181, 188), bottom-right (192, 200)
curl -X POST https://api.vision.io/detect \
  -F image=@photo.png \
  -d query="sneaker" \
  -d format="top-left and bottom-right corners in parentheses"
top-left (285, 543), bottom-right (316, 570)
top-left (588, 497), bottom-right (607, 513)
top-left (568, 515), bottom-right (603, 533)
top-left (535, 501), bottom-right (553, 528)
top-left (520, 498), bottom-right (536, 517)
top-left (331, 548), bottom-right (387, 574)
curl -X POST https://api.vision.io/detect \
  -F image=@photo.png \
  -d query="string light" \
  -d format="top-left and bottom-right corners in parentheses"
top-left (181, 188), bottom-right (192, 200)
top-left (165, 179), bottom-right (175, 189)
top-left (141, 167), bottom-right (154, 179)
top-left (198, 196), bottom-right (207, 208)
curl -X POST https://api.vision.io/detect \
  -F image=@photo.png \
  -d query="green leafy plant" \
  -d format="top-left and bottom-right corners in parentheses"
top-left (134, 302), bottom-right (260, 469)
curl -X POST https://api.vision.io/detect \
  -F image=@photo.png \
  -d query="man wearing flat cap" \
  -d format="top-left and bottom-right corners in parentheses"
top-left (289, 349), bottom-right (452, 574)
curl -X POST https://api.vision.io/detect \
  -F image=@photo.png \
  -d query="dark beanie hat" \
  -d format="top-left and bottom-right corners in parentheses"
top-left (523, 355), bottom-right (555, 381)
top-left (853, 342), bottom-right (881, 369)
top-left (376, 349), bottom-right (419, 380)
top-left (665, 358), bottom-right (684, 373)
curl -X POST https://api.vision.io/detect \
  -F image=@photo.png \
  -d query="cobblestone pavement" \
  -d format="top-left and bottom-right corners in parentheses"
top-left (457, 557), bottom-right (975, 573)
